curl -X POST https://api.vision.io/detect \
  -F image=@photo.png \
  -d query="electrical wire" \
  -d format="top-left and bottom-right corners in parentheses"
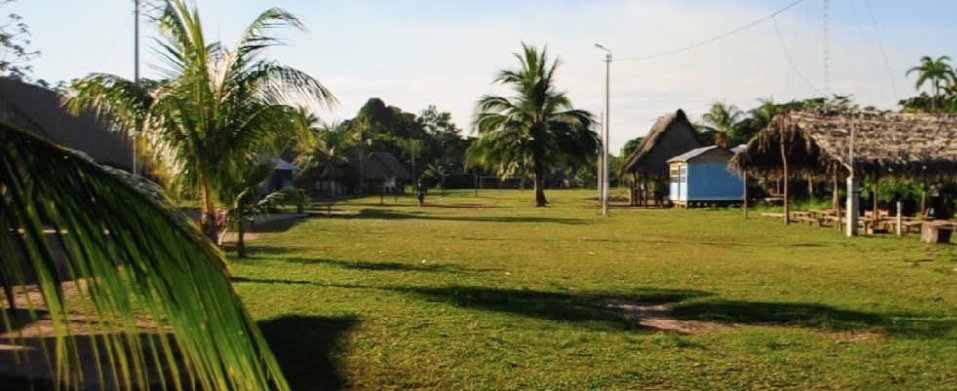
top-left (864, 0), bottom-right (900, 100)
top-left (772, 16), bottom-right (822, 95)
top-left (617, 0), bottom-right (807, 62)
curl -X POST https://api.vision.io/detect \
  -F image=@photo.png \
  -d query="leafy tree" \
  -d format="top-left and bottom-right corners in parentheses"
top-left (295, 118), bottom-right (356, 191)
top-left (222, 158), bottom-right (287, 258)
top-left (467, 43), bottom-right (598, 206)
top-left (67, 0), bottom-right (333, 240)
top-left (423, 160), bottom-right (449, 194)
top-left (699, 102), bottom-right (743, 146)
top-left (906, 55), bottom-right (955, 112)
top-left (0, 0), bottom-right (39, 79)
top-left (1, 123), bottom-right (288, 389)
top-left (620, 136), bottom-right (643, 158)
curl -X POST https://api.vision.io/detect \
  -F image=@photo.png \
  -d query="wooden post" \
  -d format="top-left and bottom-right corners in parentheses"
top-left (832, 170), bottom-right (840, 230)
top-left (743, 171), bottom-right (749, 219)
top-left (781, 135), bottom-right (790, 225)
top-left (896, 201), bottom-right (903, 237)
top-left (872, 176), bottom-right (880, 217)
top-left (808, 174), bottom-right (814, 198)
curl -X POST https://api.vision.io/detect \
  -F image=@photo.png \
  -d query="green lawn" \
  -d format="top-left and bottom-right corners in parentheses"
top-left (233, 189), bottom-right (957, 390)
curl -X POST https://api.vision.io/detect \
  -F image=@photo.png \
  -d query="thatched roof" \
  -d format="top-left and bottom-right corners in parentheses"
top-left (358, 151), bottom-right (412, 181)
top-left (731, 110), bottom-right (957, 178)
top-left (0, 78), bottom-right (133, 171)
top-left (621, 109), bottom-right (703, 178)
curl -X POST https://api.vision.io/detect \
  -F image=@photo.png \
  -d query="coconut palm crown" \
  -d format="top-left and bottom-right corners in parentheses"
top-left (67, 0), bottom-right (334, 239)
top-left (467, 43), bottom-right (598, 206)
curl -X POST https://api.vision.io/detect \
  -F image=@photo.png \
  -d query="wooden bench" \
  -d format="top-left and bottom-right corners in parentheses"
top-left (921, 221), bottom-right (954, 243)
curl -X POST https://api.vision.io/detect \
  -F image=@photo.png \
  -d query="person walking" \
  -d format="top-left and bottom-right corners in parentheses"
top-left (416, 181), bottom-right (426, 207)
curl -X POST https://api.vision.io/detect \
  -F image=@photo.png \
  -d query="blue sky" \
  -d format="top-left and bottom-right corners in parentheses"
top-left (11, 0), bottom-right (957, 153)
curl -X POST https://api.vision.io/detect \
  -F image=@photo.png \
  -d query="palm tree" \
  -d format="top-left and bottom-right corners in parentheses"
top-left (424, 160), bottom-right (448, 196)
top-left (67, 0), bottom-right (334, 241)
top-left (907, 55), bottom-right (955, 112)
top-left (700, 101), bottom-right (743, 146)
top-left (1, 123), bottom-right (288, 389)
top-left (467, 44), bottom-right (598, 206)
top-left (222, 158), bottom-right (287, 258)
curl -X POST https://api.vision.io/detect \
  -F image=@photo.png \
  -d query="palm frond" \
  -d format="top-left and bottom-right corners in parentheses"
top-left (0, 123), bottom-right (289, 390)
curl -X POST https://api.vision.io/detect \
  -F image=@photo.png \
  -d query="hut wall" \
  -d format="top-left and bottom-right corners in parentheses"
top-left (686, 162), bottom-right (744, 201)
top-left (669, 162), bottom-right (688, 203)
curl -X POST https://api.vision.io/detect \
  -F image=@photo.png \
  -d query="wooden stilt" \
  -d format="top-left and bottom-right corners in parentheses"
top-left (832, 169), bottom-right (840, 231)
top-left (781, 136), bottom-right (790, 225)
top-left (743, 171), bottom-right (749, 219)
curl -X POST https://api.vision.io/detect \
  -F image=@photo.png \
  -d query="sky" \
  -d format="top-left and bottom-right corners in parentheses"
top-left (10, 0), bottom-right (957, 153)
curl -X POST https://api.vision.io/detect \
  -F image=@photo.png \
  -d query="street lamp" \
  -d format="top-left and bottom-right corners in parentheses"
top-left (595, 44), bottom-right (612, 217)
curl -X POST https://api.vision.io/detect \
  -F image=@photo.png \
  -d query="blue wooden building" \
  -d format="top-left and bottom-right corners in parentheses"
top-left (668, 146), bottom-right (743, 207)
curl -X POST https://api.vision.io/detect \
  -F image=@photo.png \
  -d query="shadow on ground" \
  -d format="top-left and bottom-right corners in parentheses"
top-left (396, 285), bottom-right (957, 338)
top-left (671, 299), bottom-right (957, 338)
top-left (231, 276), bottom-right (380, 290)
top-left (336, 208), bottom-right (588, 225)
top-left (259, 315), bottom-right (358, 391)
top-left (395, 285), bottom-right (709, 331)
top-left (283, 257), bottom-right (503, 274)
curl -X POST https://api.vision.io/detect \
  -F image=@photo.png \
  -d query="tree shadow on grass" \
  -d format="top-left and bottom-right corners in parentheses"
top-left (259, 315), bottom-right (358, 391)
top-left (395, 285), bottom-right (709, 331)
top-left (247, 214), bottom-right (310, 233)
top-left (671, 300), bottom-right (957, 338)
top-left (231, 276), bottom-right (380, 290)
top-left (284, 257), bottom-right (504, 274)
top-left (330, 208), bottom-right (588, 225)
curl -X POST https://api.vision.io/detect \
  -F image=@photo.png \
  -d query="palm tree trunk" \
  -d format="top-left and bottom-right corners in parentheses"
top-left (533, 171), bottom-right (546, 206)
top-left (237, 211), bottom-right (247, 258)
top-left (532, 151), bottom-right (547, 207)
top-left (199, 180), bottom-right (220, 242)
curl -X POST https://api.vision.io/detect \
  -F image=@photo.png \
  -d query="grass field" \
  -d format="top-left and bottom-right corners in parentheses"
top-left (233, 189), bottom-right (957, 390)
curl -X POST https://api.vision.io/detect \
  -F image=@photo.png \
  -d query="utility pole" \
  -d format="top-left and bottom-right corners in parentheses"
top-left (595, 44), bottom-right (612, 217)
top-left (132, 0), bottom-right (140, 175)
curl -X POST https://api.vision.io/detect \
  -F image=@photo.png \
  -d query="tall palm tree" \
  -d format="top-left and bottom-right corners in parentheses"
top-left (907, 55), bottom-right (955, 112)
top-left (700, 101), bottom-right (743, 146)
top-left (467, 44), bottom-right (598, 207)
top-left (67, 0), bottom-right (334, 240)
top-left (1, 123), bottom-right (288, 390)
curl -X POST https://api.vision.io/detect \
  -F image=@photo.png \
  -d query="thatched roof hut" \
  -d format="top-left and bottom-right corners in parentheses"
top-left (0, 78), bottom-right (133, 171)
top-left (731, 110), bottom-right (957, 179)
top-left (621, 109), bottom-right (703, 178)
top-left (620, 109), bottom-right (703, 206)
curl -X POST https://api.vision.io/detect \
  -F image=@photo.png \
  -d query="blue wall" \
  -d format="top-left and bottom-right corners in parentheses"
top-left (686, 163), bottom-right (743, 201)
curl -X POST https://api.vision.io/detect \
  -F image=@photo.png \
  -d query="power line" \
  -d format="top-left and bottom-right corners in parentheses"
top-left (864, 0), bottom-right (900, 100)
top-left (617, 0), bottom-right (807, 62)
top-left (772, 16), bottom-right (822, 95)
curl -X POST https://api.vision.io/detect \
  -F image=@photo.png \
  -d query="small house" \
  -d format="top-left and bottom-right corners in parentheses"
top-left (668, 145), bottom-right (743, 207)
top-left (620, 109), bottom-right (704, 206)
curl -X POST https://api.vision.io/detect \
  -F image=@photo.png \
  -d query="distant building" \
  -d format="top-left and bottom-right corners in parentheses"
top-left (358, 151), bottom-right (413, 194)
top-left (0, 77), bottom-right (133, 170)
top-left (668, 146), bottom-right (743, 207)
top-left (620, 109), bottom-right (704, 206)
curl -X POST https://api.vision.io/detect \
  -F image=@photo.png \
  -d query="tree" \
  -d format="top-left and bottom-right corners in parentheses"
top-left (1, 123), bottom-right (288, 389)
top-left (699, 102), bottom-right (743, 146)
top-left (295, 119), bottom-right (355, 190)
top-left (423, 160), bottom-right (448, 195)
top-left (467, 44), bottom-right (598, 206)
top-left (906, 55), bottom-right (955, 112)
top-left (221, 157), bottom-right (291, 258)
top-left (67, 0), bottom-right (333, 241)
top-left (0, 0), bottom-right (39, 80)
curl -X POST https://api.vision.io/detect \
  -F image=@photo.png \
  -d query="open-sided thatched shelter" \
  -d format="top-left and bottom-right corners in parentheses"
top-left (731, 110), bottom-right (957, 229)
top-left (621, 109), bottom-right (703, 206)
top-left (732, 110), bottom-right (957, 178)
